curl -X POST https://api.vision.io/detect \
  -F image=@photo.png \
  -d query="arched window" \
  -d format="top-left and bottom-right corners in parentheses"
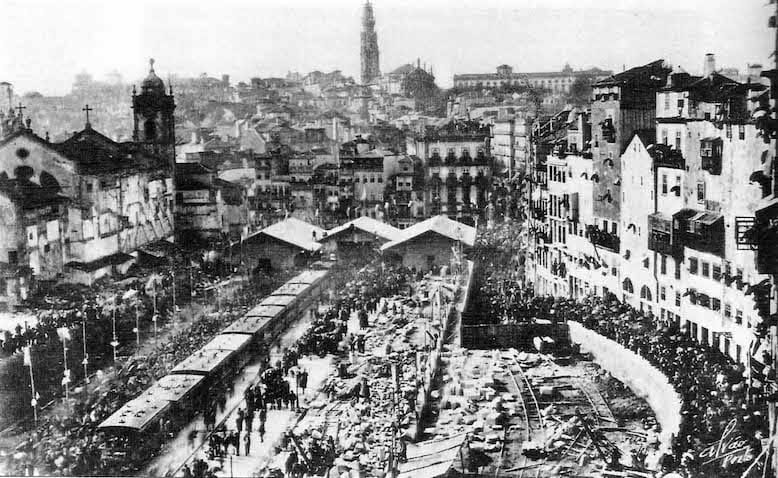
top-left (144, 118), bottom-right (157, 140)
top-left (622, 278), bottom-right (634, 294)
top-left (640, 285), bottom-right (652, 301)
top-left (40, 171), bottom-right (61, 194)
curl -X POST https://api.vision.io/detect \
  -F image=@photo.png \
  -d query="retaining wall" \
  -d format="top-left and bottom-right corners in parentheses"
top-left (569, 321), bottom-right (682, 454)
top-left (460, 321), bottom-right (570, 350)
top-left (413, 260), bottom-right (475, 440)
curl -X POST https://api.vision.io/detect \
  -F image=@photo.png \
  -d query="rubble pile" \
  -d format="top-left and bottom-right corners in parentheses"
top-left (293, 274), bottom-right (460, 477)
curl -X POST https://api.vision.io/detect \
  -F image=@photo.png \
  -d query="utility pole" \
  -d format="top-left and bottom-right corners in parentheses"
top-left (110, 297), bottom-right (119, 363)
top-left (81, 308), bottom-right (89, 388)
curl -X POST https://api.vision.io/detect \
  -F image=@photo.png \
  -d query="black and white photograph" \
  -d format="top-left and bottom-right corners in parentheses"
top-left (0, 0), bottom-right (776, 476)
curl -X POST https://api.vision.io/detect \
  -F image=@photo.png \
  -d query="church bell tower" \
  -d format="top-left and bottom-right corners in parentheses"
top-left (132, 59), bottom-right (176, 171)
top-left (360, 1), bottom-right (381, 85)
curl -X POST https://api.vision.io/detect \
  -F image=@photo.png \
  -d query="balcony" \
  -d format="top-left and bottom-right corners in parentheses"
top-left (672, 208), bottom-right (725, 257)
top-left (551, 261), bottom-right (567, 278)
top-left (601, 118), bottom-right (616, 144)
top-left (587, 225), bottom-right (620, 253)
top-left (648, 231), bottom-right (675, 256)
top-left (751, 199), bottom-right (778, 274)
top-left (647, 212), bottom-right (681, 256)
top-left (474, 150), bottom-right (489, 165)
top-left (700, 137), bottom-right (723, 175)
top-left (648, 144), bottom-right (685, 170)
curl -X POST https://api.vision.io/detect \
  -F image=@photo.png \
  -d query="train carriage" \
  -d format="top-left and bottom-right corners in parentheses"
top-left (270, 283), bottom-right (310, 319)
top-left (288, 270), bottom-right (329, 298)
top-left (260, 294), bottom-right (301, 330)
top-left (221, 315), bottom-right (272, 336)
top-left (242, 303), bottom-right (287, 340)
top-left (96, 267), bottom-right (331, 473)
top-left (146, 374), bottom-right (205, 427)
top-left (204, 333), bottom-right (253, 371)
top-left (97, 395), bottom-right (171, 470)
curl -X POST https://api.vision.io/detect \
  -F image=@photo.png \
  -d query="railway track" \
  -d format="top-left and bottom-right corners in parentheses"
top-left (501, 352), bottom-right (547, 478)
top-left (512, 357), bottom-right (544, 430)
top-left (321, 401), bottom-right (348, 439)
top-left (578, 381), bottom-right (616, 426)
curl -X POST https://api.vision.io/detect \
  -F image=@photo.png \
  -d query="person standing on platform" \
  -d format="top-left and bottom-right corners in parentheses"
top-left (255, 386), bottom-right (264, 411)
top-left (298, 369), bottom-right (308, 396)
top-left (235, 408), bottom-right (244, 434)
top-left (245, 408), bottom-right (254, 433)
top-left (244, 385), bottom-right (254, 413)
top-left (258, 420), bottom-right (265, 443)
top-left (243, 431), bottom-right (251, 456)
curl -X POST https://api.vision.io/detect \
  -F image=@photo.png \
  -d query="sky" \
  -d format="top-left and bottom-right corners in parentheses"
top-left (1, 0), bottom-right (774, 95)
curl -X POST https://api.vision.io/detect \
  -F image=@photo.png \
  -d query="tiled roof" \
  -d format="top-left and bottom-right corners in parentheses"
top-left (593, 60), bottom-right (670, 88)
top-left (254, 217), bottom-right (324, 252)
top-left (324, 217), bottom-right (402, 242)
top-left (380, 215), bottom-right (476, 252)
top-left (55, 128), bottom-right (157, 174)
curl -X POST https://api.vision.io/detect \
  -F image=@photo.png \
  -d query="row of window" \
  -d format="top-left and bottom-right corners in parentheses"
top-left (660, 174), bottom-right (682, 197)
top-left (688, 257), bottom-right (744, 289)
top-left (430, 147), bottom-right (485, 157)
top-left (638, 282), bottom-right (750, 327)
top-left (356, 175), bottom-right (383, 184)
top-left (659, 125), bottom-right (745, 148)
top-left (548, 165), bottom-right (567, 183)
top-left (455, 78), bottom-right (573, 88)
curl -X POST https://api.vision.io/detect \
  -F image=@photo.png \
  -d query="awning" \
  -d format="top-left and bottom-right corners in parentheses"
top-left (648, 212), bottom-right (673, 232)
top-left (65, 252), bottom-right (135, 272)
top-left (138, 240), bottom-right (179, 258)
top-left (694, 211), bottom-right (722, 225)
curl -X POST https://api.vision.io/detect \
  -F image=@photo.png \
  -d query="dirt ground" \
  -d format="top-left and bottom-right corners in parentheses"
top-left (422, 348), bottom-right (662, 477)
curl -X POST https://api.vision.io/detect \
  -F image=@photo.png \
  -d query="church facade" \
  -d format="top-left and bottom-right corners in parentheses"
top-left (0, 60), bottom-right (176, 308)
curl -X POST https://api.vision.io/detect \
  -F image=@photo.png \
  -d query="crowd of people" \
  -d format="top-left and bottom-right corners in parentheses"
top-left (470, 317), bottom-right (757, 473)
top-left (0, 267), bottom-right (295, 477)
top-left (534, 295), bottom-right (769, 477)
top-left (468, 215), bottom-right (770, 477)
top-left (467, 221), bottom-right (536, 324)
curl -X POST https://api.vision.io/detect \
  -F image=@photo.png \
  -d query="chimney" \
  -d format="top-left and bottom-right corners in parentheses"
top-left (748, 64), bottom-right (763, 82)
top-left (703, 53), bottom-right (716, 77)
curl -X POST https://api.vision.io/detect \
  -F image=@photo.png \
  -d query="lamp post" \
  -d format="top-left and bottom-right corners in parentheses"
top-left (216, 282), bottom-right (221, 314)
top-left (134, 298), bottom-right (140, 348)
top-left (23, 345), bottom-right (37, 425)
top-left (57, 327), bottom-right (70, 400)
top-left (110, 297), bottom-right (119, 363)
top-left (171, 268), bottom-right (177, 322)
top-left (152, 284), bottom-right (158, 341)
top-left (190, 262), bottom-right (195, 298)
top-left (81, 308), bottom-right (89, 385)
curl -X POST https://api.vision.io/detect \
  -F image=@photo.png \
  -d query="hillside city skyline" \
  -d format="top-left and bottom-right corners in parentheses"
top-left (1, 0), bottom-right (772, 95)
